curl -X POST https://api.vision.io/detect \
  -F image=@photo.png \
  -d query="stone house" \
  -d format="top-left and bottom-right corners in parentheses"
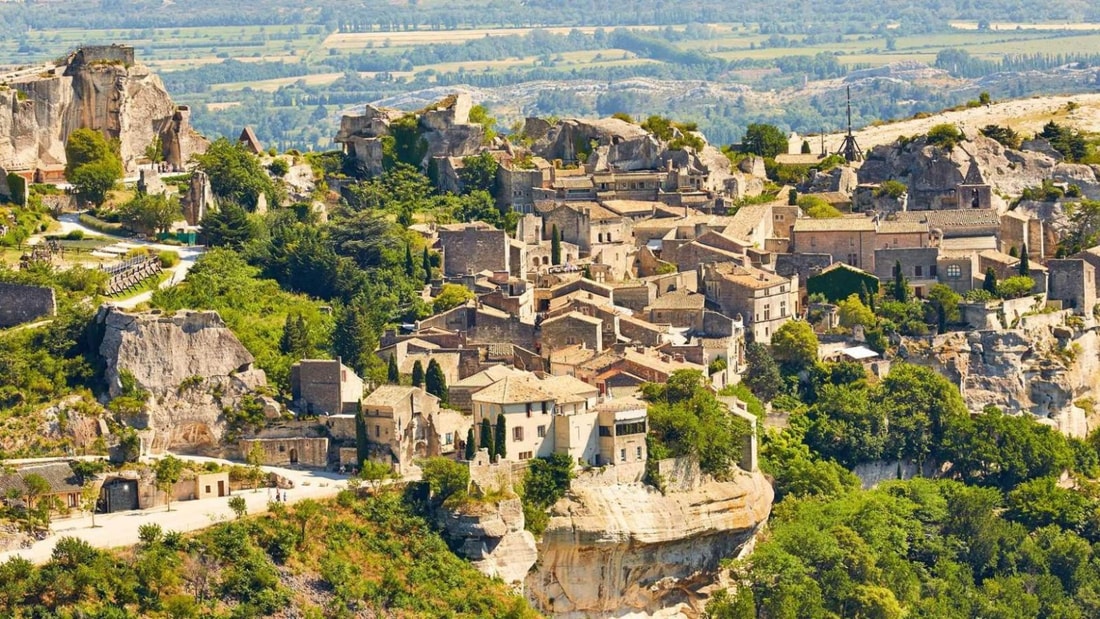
top-left (594, 398), bottom-right (649, 466)
top-left (791, 216), bottom-right (877, 271)
top-left (290, 358), bottom-right (364, 416)
top-left (449, 365), bottom-right (527, 412)
top-left (875, 247), bottom-right (941, 297)
top-left (806, 263), bottom-right (879, 303)
top-left (540, 311), bottom-right (604, 353)
top-left (1047, 259), bottom-right (1096, 314)
top-left (439, 222), bottom-right (510, 278)
top-left (539, 201), bottom-right (631, 254)
top-left (699, 262), bottom-right (798, 343)
top-left (0, 462), bottom-right (85, 516)
top-left (238, 437), bottom-right (330, 468)
top-left (360, 385), bottom-right (470, 473)
top-left (497, 156), bottom-right (553, 213)
top-left (645, 289), bottom-right (707, 328)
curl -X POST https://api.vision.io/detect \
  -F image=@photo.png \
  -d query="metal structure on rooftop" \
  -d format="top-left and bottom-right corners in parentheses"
top-left (835, 86), bottom-right (864, 163)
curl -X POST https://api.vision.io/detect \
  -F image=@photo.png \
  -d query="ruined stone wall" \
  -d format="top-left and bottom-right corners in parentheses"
top-left (238, 437), bottom-right (329, 468)
top-left (0, 282), bottom-right (56, 327)
top-left (439, 227), bottom-right (509, 277)
top-left (1047, 259), bottom-right (1095, 315)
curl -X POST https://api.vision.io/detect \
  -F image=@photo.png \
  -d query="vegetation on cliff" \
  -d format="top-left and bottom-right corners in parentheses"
top-left (0, 490), bottom-right (536, 618)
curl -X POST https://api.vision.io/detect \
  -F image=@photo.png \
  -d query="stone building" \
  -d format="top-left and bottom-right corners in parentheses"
top-left (360, 385), bottom-right (470, 473)
top-left (238, 437), bottom-right (329, 468)
top-left (439, 222), bottom-right (510, 278)
top-left (699, 262), bottom-right (798, 343)
top-left (0, 462), bottom-right (85, 516)
top-left (594, 398), bottom-right (649, 466)
top-left (875, 247), bottom-right (941, 297)
top-left (1047, 259), bottom-right (1096, 315)
top-left (540, 311), bottom-right (604, 353)
top-left (539, 201), bottom-right (631, 254)
top-left (290, 358), bottom-right (364, 416)
top-left (791, 216), bottom-right (877, 271)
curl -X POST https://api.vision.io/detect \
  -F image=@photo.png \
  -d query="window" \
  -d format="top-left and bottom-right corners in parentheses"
top-left (849, 237), bottom-right (855, 247)
top-left (946, 264), bottom-right (961, 279)
top-left (537, 425), bottom-right (546, 438)
top-left (205, 485), bottom-right (212, 494)
top-left (375, 425), bottom-right (380, 438)
top-left (810, 236), bottom-right (816, 248)
top-left (636, 446), bottom-right (643, 460)
top-left (542, 401), bottom-right (549, 414)
top-left (445, 432), bottom-right (454, 445)
top-left (620, 449), bottom-right (627, 462)
top-left (513, 426), bottom-right (524, 442)
top-left (599, 425), bottom-right (613, 437)
top-left (914, 265), bottom-right (922, 277)
top-left (519, 451), bottom-right (533, 460)
top-left (526, 402), bottom-right (533, 417)
top-left (763, 304), bottom-right (771, 321)
top-left (278, 445), bottom-right (286, 453)
top-left (780, 300), bottom-right (787, 317)
top-left (615, 421), bottom-right (646, 436)
top-left (930, 265), bottom-right (938, 277)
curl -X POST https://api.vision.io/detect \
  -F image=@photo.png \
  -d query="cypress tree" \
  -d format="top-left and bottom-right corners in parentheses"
top-left (788, 188), bottom-right (798, 205)
top-left (983, 267), bottom-right (998, 294)
top-left (1019, 243), bottom-right (1030, 276)
top-left (411, 360), bottom-right (424, 387)
top-left (892, 260), bottom-right (908, 302)
top-left (464, 428), bottom-right (476, 460)
top-left (279, 313), bottom-right (298, 355)
top-left (425, 358), bottom-right (448, 403)
top-left (387, 354), bottom-right (399, 384)
top-left (422, 248), bottom-right (432, 284)
top-left (551, 224), bottom-right (561, 265)
top-left (1008, 246), bottom-right (1019, 258)
top-left (479, 417), bottom-right (493, 452)
top-left (404, 243), bottom-right (415, 277)
top-left (494, 413), bottom-right (507, 461)
top-left (355, 400), bottom-right (369, 465)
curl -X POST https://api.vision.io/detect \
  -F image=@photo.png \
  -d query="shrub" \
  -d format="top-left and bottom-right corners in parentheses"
top-left (926, 123), bottom-right (963, 150)
top-left (157, 250), bottom-right (180, 268)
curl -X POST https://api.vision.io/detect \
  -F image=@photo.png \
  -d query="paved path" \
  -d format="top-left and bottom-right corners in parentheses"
top-left (0, 455), bottom-right (348, 565)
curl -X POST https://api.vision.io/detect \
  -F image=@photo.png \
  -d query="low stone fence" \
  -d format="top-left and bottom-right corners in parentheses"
top-left (571, 461), bottom-right (646, 488)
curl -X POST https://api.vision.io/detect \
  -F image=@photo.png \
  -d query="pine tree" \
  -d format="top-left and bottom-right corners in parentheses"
top-left (892, 260), bottom-right (908, 302)
top-left (1019, 243), bottom-right (1030, 276)
top-left (422, 247), bottom-right (432, 284)
top-left (333, 300), bottom-right (376, 378)
top-left (464, 428), bottom-right (476, 460)
top-left (983, 267), bottom-right (998, 294)
top-left (425, 358), bottom-right (448, 403)
top-left (494, 413), bottom-right (507, 461)
top-left (279, 313), bottom-right (304, 356)
top-left (479, 417), bottom-right (493, 452)
top-left (551, 224), bottom-right (561, 265)
top-left (404, 243), bottom-right (415, 278)
top-left (411, 360), bottom-right (424, 387)
top-left (387, 354), bottom-right (399, 384)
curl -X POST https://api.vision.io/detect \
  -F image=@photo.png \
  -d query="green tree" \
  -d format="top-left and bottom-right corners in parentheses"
top-left (927, 284), bottom-right (961, 333)
top-left (980, 124), bottom-right (1021, 149)
top-left (927, 123), bottom-right (963, 150)
top-left (788, 188), bottom-right (798, 206)
top-left (1018, 243), bottom-right (1030, 275)
top-left (479, 417), bottom-right (493, 453)
top-left (551, 224), bottom-right (561, 265)
top-left (193, 137), bottom-right (278, 210)
top-left (245, 442), bottom-right (267, 490)
top-left (425, 358), bottom-right (448, 403)
top-left (983, 267), bottom-right (998, 294)
top-left (771, 320), bottom-right (819, 371)
top-left (837, 294), bottom-right (875, 329)
top-left (358, 459), bottom-right (395, 493)
top-left (800, 139), bottom-right (812, 154)
top-left (355, 401), bottom-right (369, 465)
top-left (892, 260), bottom-right (909, 302)
top-left (420, 457), bottom-right (469, 505)
top-left (464, 428), bottom-right (476, 460)
top-left (742, 123), bottom-right (787, 158)
top-left (520, 453), bottom-right (574, 536)
top-left (743, 342), bottom-right (781, 402)
top-left (494, 413), bottom-right (507, 461)
top-left (997, 275), bottom-right (1034, 299)
top-left (228, 495), bottom-right (247, 520)
top-left (404, 243), bottom-right (415, 278)
top-left (292, 499), bottom-right (322, 547)
top-left (411, 360), bottom-right (424, 387)
top-left (279, 313), bottom-right (310, 357)
top-left (458, 151), bottom-right (499, 195)
top-left (69, 159), bottom-right (123, 206)
top-left (422, 247), bottom-right (432, 284)
top-left (387, 353), bottom-right (399, 384)
top-left (199, 201), bottom-right (256, 249)
top-left (267, 158), bottom-right (289, 178)
top-left (154, 456), bottom-right (184, 512)
top-left (433, 283), bottom-right (474, 313)
top-left (332, 298), bottom-right (380, 379)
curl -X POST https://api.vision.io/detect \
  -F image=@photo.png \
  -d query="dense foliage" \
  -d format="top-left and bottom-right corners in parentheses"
top-left (0, 490), bottom-right (536, 618)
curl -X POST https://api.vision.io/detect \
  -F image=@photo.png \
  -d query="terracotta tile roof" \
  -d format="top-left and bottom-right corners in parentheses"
top-left (363, 385), bottom-right (418, 407)
top-left (472, 375), bottom-right (553, 404)
top-left (539, 374), bottom-right (599, 404)
top-left (709, 262), bottom-right (791, 289)
top-left (793, 216), bottom-right (876, 232)
top-left (895, 210), bottom-right (1000, 229)
top-left (877, 220), bottom-right (929, 235)
top-left (543, 310), bottom-right (604, 327)
top-left (600, 200), bottom-right (659, 215)
top-left (0, 462), bottom-right (83, 497)
top-left (452, 365), bottom-right (525, 388)
top-left (647, 290), bottom-right (706, 311)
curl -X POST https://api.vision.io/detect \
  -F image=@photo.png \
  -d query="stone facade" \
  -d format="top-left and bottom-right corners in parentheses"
top-left (0, 282), bottom-right (56, 328)
top-left (360, 385), bottom-right (470, 473)
top-left (439, 222), bottom-right (509, 277)
top-left (290, 358), bottom-right (364, 416)
top-left (238, 437), bottom-right (329, 468)
top-left (791, 216), bottom-right (877, 271)
top-left (1047, 259), bottom-right (1096, 315)
top-left (699, 262), bottom-right (798, 343)
top-left (540, 311), bottom-right (603, 353)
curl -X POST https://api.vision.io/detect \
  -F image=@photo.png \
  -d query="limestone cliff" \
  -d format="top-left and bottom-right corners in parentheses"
top-left (97, 306), bottom-right (268, 450)
top-left (438, 497), bottom-right (539, 588)
top-left (527, 470), bottom-right (773, 618)
top-left (899, 311), bottom-right (1100, 437)
top-left (0, 45), bottom-right (206, 175)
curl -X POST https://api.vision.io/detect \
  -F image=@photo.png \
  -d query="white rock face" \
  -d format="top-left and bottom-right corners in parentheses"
top-left (527, 470), bottom-right (774, 618)
top-left (439, 497), bottom-right (538, 587)
top-left (98, 307), bottom-right (267, 450)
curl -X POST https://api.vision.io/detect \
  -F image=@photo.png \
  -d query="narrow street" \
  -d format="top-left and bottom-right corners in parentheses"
top-left (0, 456), bottom-right (348, 565)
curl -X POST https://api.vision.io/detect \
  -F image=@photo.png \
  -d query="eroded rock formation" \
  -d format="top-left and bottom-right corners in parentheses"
top-left (527, 470), bottom-right (773, 618)
top-left (97, 306), bottom-right (268, 451)
top-left (0, 45), bottom-right (206, 175)
top-left (438, 497), bottom-right (538, 588)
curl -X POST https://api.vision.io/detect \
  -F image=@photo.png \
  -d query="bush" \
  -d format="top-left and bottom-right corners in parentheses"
top-left (64, 229), bottom-right (84, 240)
top-left (997, 275), bottom-right (1034, 299)
top-left (927, 123), bottom-right (963, 150)
top-left (157, 250), bottom-right (180, 268)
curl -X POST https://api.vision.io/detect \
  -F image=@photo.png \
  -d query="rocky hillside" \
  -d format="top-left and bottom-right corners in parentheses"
top-left (0, 46), bottom-right (206, 174)
top-left (97, 307), bottom-right (272, 451)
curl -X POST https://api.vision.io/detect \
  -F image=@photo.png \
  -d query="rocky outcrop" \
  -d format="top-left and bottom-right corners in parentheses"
top-left (899, 313), bottom-right (1100, 437)
top-left (527, 470), bottom-right (773, 618)
top-left (97, 307), bottom-right (268, 450)
top-left (0, 45), bottom-right (206, 174)
top-left (438, 497), bottom-right (538, 588)
top-left (335, 93), bottom-right (485, 176)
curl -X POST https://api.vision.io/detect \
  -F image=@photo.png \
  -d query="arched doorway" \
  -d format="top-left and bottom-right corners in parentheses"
top-left (289, 448), bottom-right (299, 465)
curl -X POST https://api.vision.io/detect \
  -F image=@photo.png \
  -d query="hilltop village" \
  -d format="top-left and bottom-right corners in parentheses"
top-left (1, 45), bottom-right (1100, 617)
